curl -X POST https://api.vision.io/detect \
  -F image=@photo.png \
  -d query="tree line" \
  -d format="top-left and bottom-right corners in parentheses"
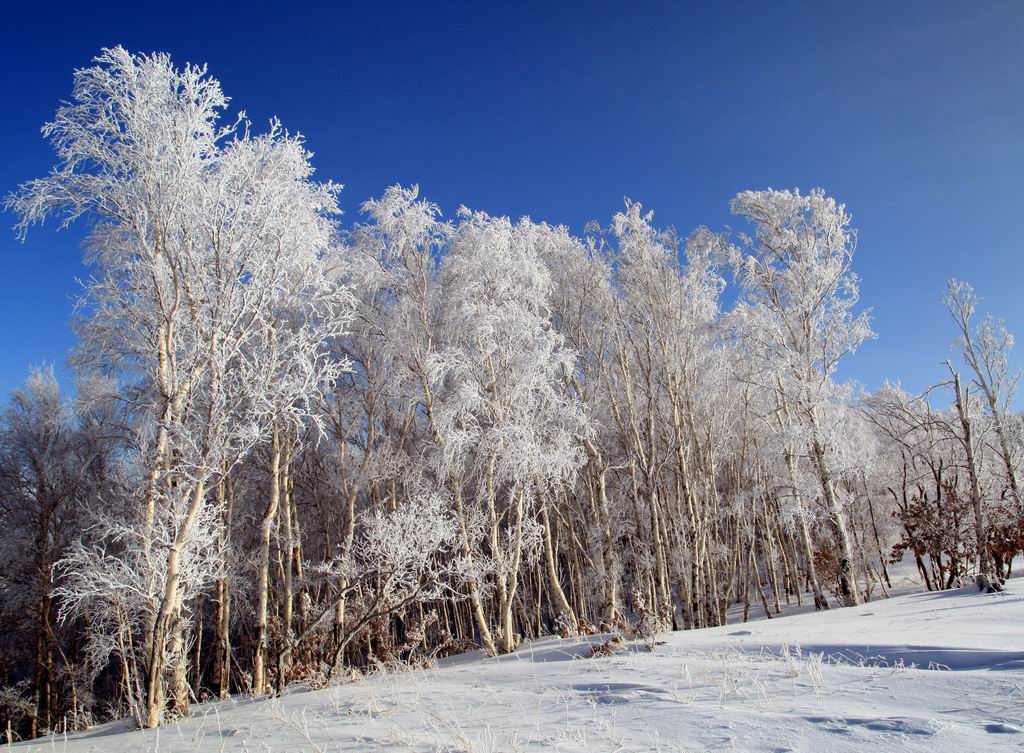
top-left (1, 48), bottom-right (1020, 740)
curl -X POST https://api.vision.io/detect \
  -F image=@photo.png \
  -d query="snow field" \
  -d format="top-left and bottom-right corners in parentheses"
top-left (13, 578), bottom-right (1023, 752)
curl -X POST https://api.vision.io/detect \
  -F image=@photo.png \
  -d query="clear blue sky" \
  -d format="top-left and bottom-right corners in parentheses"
top-left (2, 1), bottom-right (1023, 402)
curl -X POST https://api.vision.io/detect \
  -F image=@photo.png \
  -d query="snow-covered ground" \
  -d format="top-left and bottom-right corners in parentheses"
top-left (15, 579), bottom-right (1024, 752)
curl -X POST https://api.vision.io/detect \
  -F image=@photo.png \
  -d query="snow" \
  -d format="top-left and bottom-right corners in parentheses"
top-left (14, 579), bottom-right (1024, 752)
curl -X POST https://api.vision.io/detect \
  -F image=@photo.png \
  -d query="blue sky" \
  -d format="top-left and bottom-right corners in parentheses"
top-left (2, 1), bottom-right (1022, 402)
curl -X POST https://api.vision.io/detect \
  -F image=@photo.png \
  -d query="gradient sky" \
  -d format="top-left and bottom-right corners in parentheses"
top-left (2, 1), bottom-right (1023, 402)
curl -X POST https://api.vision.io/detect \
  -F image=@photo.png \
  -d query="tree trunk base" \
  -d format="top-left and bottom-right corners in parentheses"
top-left (975, 573), bottom-right (1004, 593)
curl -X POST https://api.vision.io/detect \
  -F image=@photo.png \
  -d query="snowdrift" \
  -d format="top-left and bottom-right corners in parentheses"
top-left (14, 579), bottom-right (1024, 752)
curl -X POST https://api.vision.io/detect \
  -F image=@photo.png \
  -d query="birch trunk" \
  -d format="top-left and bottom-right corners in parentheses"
top-left (253, 428), bottom-right (282, 696)
top-left (540, 501), bottom-right (577, 632)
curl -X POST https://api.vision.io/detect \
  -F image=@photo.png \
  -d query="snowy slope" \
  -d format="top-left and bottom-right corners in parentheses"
top-left (14, 580), bottom-right (1024, 753)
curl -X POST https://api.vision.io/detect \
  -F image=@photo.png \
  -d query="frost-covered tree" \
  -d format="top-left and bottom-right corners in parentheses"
top-left (9, 48), bottom-right (352, 726)
top-left (943, 280), bottom-right (1021, 591)
top-left (430, 211), bottom-right (588, 652)
top-left (0, 369), bottom-right (98, 737)
top-left (728, 189), bottom-right (874, 607)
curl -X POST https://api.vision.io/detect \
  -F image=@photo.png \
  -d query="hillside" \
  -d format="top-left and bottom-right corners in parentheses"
top-left (14, 579), bottom-right (1023, 753)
